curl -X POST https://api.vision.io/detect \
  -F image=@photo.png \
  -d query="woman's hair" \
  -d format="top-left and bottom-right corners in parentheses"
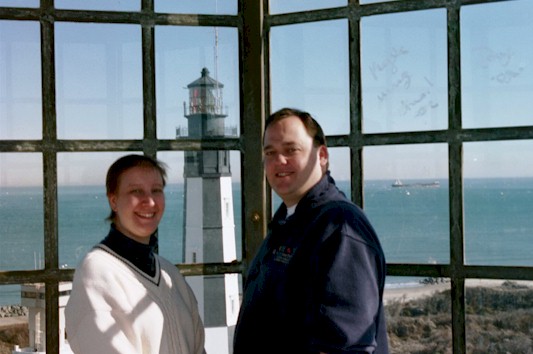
top-left (105, 154), bottom-right (168, 222)
top-left (265, 107), bottom-right (327, 148)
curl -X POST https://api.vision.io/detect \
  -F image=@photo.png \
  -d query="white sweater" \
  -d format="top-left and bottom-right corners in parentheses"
top-left (65, 245), bottom-right (206, 354)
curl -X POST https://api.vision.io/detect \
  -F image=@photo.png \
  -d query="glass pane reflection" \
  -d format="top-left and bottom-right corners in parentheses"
top-left (466, 279), bottom-right (533, 353)
top-left (55, 23), bottom-right (143, 139)
top-left (270, 147), bottom-right (350, 212)
top-left (0, 153), bottom-right (44, 271)
top-left (464, 141), bottom-right (533, 266)
top-left (360, 0), bottom-right (400, 4)
top-left (55, 0), bottom-right (138, 11)
top-left (0, 20), bottom-right (42, 140)
top-left (0, 283), bottom-right (72, 352)
top-left (461, 0), bottom-right (533, 128)
top-left (57, 152), bottom-right (130, 268)
top-left (270, 20), bottom-right (350, 135)
top-left (359, 0), bottom-right (399, 5)
top-left (155, 0), bottom-right (237, 15)
top-left (187, 274), bottom-right (242, 354)
top-left (361, 10), bottom-right (447, 133)
top-left (0, 0), bottom-right (37, 7)
top-left (328, 147), bottom-right (350, 189)
top-left (385, 276), bottom-right (451, 353)
top-left (363, 144), bottom-right (449, 264)
top-left (158, 151), bottom-right (242, 264)
top-left (156, 26), bottom-right (240, 140)
top-left (269, 0), bottom-right (345, 15)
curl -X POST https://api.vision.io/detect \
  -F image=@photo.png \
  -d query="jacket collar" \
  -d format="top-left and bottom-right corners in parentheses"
top-left (272, 171), bottom-right (336, 223)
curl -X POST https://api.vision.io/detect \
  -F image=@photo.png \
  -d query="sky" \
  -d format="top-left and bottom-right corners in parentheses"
top-left (1, 0), bottom-right (533, 187)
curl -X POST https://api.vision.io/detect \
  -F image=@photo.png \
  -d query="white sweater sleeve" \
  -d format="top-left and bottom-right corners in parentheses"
top-left (65, 251), bottom-right (145, 354)
top-left (66, 309), bottom-right (140, 354)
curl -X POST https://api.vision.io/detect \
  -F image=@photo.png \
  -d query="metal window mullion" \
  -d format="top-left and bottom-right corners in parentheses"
top-left (40, 1), bottom-right (60, 352)
top-left (263, 0), bottom-right (273, 223)
top-left (240, 0), bottom-right (267, 278)
top-left (348, 4), bottom-right (364, 208)
top-left (141, 15), bottom-right (157, 157)
top-left (447, 2), bottom-right (466, 354)
top-left (448, 142), bottom-right (466, 354)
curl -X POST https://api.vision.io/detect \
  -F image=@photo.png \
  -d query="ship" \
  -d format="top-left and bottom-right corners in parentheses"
top-left (392, 179), bottom-right (440, 188)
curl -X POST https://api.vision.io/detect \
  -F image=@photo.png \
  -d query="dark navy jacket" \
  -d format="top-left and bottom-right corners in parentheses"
top-left (233, 173), bottom-right (389, 354)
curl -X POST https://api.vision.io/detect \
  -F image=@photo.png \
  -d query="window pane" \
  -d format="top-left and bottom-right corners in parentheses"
top-left (361, 9), bottom-right (447, 133)
top-left (0, 283), bottom-right (72, 352)
top-left (155, 0), bottom-right (237, 15)
top-left (0, 153), bottom-right (43, 271)
top-left (0, 0), bottom-right (37, 6)
top-left (466, 279), bottom-right (533, 352)
top-left (385, 276), bottom-right (452, 353)
top-left (360, 0), bottom-right (400, 4)
top-left (0, 284), bottom-right (31, 350)
top-left (461, 0), bottom-right (533, 129)
top-left (187, 274), bottom-right (242, 354)
top-left (271, 20), bottom-right (349, 135)
top-left (0, 21), bottom-right (41, 140)
top-left (156, 151), bottom-right (185, 264)
top-left (270, 147), bottom-right (350, 212)
top-left (158, 151), bottom-right (242, 264)
top-left (57, 152), bottom-right (129, 268)
top-left (329, 147), bottom-right (351, 189)
top-left (464, 141), bottom-right (533, 266)
top-left (55, 0), bottom-right (138, 11)
top-left (156, 26), bottom-right (240, 139)
top-left (269, 0), bottom-right (346, 15)
top-left (55, 23), bottom-right (143, 139)
top-left (364, 144), bottom-right (449, 264)
top-left (0, 284), bottom-right (24, 307)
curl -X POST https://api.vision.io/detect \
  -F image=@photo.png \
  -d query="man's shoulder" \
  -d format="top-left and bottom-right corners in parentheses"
top-left (311, 198), bottom-right (381, 242)
top-left (316, 197), bottom-right (364, 218)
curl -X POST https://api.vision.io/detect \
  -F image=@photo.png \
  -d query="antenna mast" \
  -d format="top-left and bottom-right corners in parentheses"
top-left (214, 0), bottom-right (221, 114)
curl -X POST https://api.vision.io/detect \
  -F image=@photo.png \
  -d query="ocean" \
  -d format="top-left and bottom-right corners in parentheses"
top-left (1, 177), bottom-right (533, 305)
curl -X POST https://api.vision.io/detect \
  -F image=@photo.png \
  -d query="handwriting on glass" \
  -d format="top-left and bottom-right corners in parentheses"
top-left (370, 47), bottom-right (439, 118)
top-left (370, 47), bottom-right (408, 81)
top-left (476, 47), bottom-right (525, 84)
top-left (400, 77), bottom-right (439, 118)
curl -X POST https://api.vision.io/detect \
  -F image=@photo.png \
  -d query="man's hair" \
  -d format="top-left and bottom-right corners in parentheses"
top-left (105, 154), bottom-right (167, 222)
top-left (265, 107), bottom-right (327, 148)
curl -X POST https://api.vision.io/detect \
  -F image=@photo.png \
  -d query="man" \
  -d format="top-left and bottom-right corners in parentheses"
top-left (233, 108), bottom-right (389, 354)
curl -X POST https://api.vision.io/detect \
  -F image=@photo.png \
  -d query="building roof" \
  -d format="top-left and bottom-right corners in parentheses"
top-left (187, 67), bottom-right (224, 88)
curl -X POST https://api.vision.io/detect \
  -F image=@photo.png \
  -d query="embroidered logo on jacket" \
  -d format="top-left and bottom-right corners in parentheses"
top-left (272, 246), bottom-right (296, 264)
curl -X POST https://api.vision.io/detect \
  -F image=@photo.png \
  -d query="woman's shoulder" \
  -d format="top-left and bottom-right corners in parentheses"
top-left (155, 255), bottom-right (188, 281)
top-left (155, 254), bottom-right (179, 269)
top-left (74, 245), bottom-right (123, 275)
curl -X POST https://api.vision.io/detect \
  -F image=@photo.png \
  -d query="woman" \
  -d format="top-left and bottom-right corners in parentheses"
top-left (65, 154), bottom-right (205, 354)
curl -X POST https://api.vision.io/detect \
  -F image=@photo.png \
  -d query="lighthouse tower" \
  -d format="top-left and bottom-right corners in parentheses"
top-left (178, 68), bottom-right (239, 354)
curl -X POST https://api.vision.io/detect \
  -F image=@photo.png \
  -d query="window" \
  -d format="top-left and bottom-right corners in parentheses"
top-left (267, 1), bottom-right (533, 353)
top-left (1, 0), bottom-right (533, 353)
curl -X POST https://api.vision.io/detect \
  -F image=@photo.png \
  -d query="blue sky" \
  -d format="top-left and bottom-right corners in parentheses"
top-left (1, 0), bottom-right (532, 186)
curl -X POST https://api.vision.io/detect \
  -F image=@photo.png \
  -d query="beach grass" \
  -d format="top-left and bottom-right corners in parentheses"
top-left (385, 280), bottom-right (533, 354)
top-left (1, 280), bottom-right (533, 353)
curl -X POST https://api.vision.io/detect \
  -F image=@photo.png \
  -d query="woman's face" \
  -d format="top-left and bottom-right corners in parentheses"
top-left (108, 166), bottom-right (165, 244)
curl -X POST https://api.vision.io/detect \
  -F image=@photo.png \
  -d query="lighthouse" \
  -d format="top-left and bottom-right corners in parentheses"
top-left (178, 68), bottom-right (239, 354)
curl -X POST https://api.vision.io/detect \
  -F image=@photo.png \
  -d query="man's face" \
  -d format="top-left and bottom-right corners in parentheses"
top-left (263, 115), bottom-right (328, 207)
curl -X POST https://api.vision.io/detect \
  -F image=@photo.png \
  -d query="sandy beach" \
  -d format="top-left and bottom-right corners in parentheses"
top-left (384, 282), bottom-right (449, 304)
top-left (384, 278), bottom-right (533, 304)
top-left (1, 279), bottom-right (531, 326)
top-left (0, 316), bottom-right (26, 329)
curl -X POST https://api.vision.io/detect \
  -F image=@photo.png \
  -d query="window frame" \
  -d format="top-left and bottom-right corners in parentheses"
top-left (1, 0), bottom-right (533, 353)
